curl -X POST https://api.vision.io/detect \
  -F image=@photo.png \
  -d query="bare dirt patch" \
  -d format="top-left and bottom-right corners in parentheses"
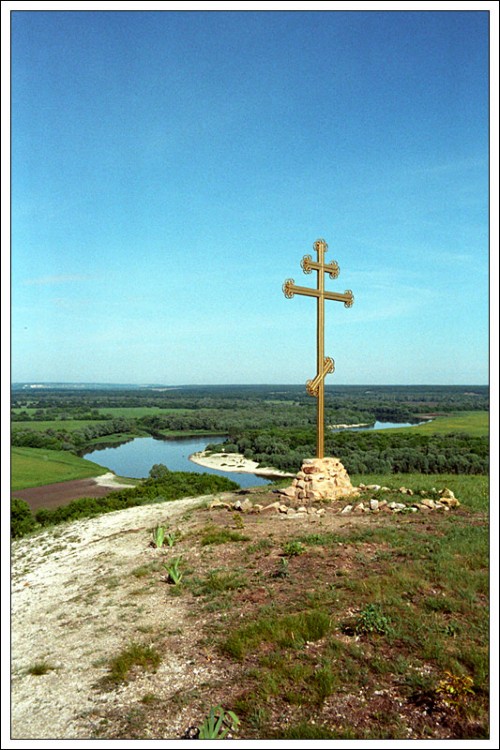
top-left (11, 474), bottom-right (131, 512)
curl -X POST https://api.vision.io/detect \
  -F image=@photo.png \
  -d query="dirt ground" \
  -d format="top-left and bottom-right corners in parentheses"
top-left (12, 473), bottom-right (133, 512)
top-left (12, 479), bottom-right (118, 511)
top-left (11, 493), bottom-right (217, 740)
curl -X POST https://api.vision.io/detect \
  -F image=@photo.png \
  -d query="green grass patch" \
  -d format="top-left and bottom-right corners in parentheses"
top-left (217, 477), bottom-right (488, 739)
top-left (223, 609), bottom-right (331, 661)
top-left (105, 642), bottom-right (161, 685)
top-left (276, 722), bottom-right (358, 740)
top-left (200, 525), bottom-right (250, 546)
top-left (387, 411), bottom-right (489, 436)
top-left (190, 569), bottom-right (247, 597)
top-left (11, 447), bottom-right (107, 490)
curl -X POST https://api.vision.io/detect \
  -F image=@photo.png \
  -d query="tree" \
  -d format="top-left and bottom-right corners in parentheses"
top-left (149, 463), bottom-right (171, 479)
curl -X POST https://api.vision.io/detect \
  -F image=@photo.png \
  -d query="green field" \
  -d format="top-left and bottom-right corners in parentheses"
top-left (97, 407), bottom-right (191, 418)
top-left (11, 406), bottom-right (191, 420)
top-left (382, 411), bottom-right (489, 436)
top-left (12, 419), bottom-right (105, 432)
top-left (11, 447), bottom-right (109, 491)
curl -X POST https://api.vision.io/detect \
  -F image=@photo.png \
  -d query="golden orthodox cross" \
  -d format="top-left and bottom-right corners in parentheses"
top-left (283, 238), bottom-right (354, 459)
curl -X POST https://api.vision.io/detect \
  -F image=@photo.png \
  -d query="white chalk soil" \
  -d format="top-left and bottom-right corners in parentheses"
top-left (93, 471), bottom-right (137, 488)
top-left (10, 495), bottom-right (233, 740)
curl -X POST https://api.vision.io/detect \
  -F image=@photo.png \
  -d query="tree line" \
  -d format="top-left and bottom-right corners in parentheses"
top-left (207, 428), bottom-right (488, 476)
top-left (12, 383), bottom-right (489, 416)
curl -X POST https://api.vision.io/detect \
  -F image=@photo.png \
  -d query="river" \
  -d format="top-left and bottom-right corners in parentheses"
top-left (83, 436), bottom-right (271, 488)
top-left (83, 420), bottom-right (429, 488)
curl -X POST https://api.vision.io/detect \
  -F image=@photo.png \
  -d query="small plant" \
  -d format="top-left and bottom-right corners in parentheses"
top-left (151, 525), bottom-right (165, 548)
top-left (233, 514), bottom-right (245, 530)
top-left (141, 692), bottom-right (159, 705)
top-left (164, 557), bottom-right (183, 585)
top-left (282, 540), bottom-right (305, 557)
top-left (165, 530), bottom-right (177, 547)
top-left (27, 661), bottom-right (55, 676)
top-left (444, 621), bottom-right (461, 638)
top-left (437, 671), bottom-right (474, 706)
top-left (248, 537), bottom-right (274, 553)
top-left (353, 603), bottom-right (393, 636)
top-left (272, 557), bottom-right (290, 579)
top-left (197, 705), bottom-right (240, 739)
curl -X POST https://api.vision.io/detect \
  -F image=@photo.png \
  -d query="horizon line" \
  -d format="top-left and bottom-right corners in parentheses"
top-left (11, 381), bottom-right (489, 388)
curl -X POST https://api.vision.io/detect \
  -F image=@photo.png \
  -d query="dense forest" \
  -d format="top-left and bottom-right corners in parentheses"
top-left (206, 428), bottom-right (488, 475)
top-left (11, 385), bottom-right (489, 475)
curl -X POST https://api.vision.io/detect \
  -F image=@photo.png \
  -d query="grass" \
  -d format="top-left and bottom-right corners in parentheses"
top-left (97, 407), bottom-right (192, 418)
top-left (105, 642), bottom-right (161, 685)
top-left (26, 661), bottom-right (56, 676)
top-left (190, 569), bottom-right (247, 597)
top-left (200, 525), bottom-right (251, 546)
top-left (386, 411), bottom-right (489, 436)
top-left (203, 473), bottom-right (487, 739)
top-left (11, 447), bottom-right (108, 490)
top-left (222, 609), bottom-right (332, 661)
top-left (350, 473), bottom-right (488, 513)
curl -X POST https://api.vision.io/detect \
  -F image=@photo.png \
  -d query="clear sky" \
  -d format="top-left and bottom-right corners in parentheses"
top-left (9, 7), bottom-right (492, 385)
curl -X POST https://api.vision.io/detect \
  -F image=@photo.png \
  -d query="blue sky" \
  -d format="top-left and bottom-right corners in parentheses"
top-left (9, 9), bottom-right (491, 385)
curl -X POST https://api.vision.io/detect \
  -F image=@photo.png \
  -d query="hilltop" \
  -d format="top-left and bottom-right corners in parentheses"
top-left (11, 474), bottom-right (488, 740)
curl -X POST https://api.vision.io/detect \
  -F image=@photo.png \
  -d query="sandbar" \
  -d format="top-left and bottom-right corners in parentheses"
top-left (189, 451), bottom-right (294, 479)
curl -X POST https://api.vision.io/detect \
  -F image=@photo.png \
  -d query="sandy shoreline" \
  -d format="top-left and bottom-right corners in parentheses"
top-left (189, 451), bottom-right (294, 479)
top-left (93, 471), bottom-right (135, 488)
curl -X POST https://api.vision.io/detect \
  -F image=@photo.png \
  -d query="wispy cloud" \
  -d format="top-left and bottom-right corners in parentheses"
top-left (23, 274), bottom-right (99, 286)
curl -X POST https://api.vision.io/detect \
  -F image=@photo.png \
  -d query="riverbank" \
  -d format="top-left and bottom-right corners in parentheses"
top-left (189, 450), bottom-right (295, 479)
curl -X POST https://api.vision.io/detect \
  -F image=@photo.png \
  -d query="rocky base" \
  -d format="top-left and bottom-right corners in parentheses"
top-left (278, 457), bottom-right (358, 506)
top-left (209, 486), bottom-right (460, 518)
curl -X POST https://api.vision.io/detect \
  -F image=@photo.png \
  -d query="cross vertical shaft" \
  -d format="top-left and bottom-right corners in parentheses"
top-left (317, 240), bottom-right (326, 458)
top-left (283, 238), bottom-right (354, 460)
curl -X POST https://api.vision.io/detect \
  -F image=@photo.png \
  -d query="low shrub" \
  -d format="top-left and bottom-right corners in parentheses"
top-left (11, 498), bottom-right (36, 538)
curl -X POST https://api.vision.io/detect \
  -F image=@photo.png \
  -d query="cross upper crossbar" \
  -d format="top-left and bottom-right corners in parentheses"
top-left (282, 238), bottom-right (354, 459)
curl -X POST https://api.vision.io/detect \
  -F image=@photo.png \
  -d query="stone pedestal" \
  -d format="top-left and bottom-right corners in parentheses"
top-left (279, 457), bottom-right (358, 506)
